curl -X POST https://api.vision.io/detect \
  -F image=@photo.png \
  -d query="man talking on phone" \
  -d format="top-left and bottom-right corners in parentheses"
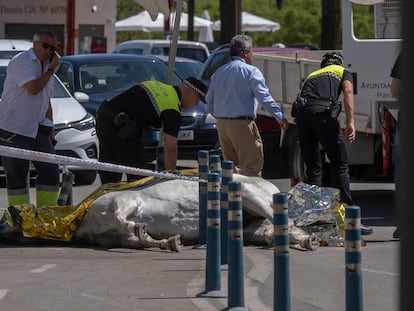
top-left (0, 29), bottom-right (60, 208)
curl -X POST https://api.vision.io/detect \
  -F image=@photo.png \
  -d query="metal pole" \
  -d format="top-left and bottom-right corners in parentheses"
top-left (273, 192), bottom-right (291, 311)
top-left (209, 155), bottom-right (222, 177)
top-left (235, 0), bottom-right (242, 34)
top-left (57, 165), bottom-right (75, 206)
top-left (167, 0), bottom-right (182, 84)
top-left (195, 150), bottom-right (209, 248)
top-left (345, 205), bottom-right (363, 311)
top-left (197, 172), bottom-right (226, 298)
top-left (221, 160), bottom-right (233, 267)
top-left (0, 145), bottom-right (200, 182)
top-left (227, 181), bottom-right (249, 310)
top-left (155, 130), bottom-right (164, 171)
top-left (66, 0), bottom-right (75, 55)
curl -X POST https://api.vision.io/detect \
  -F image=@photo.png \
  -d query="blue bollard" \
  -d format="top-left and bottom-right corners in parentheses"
top-left (195, 150), bottom-right (209, 248)
top-left (273, 192), bottom-right (291, 311)
top-left (345, 205), bottom-right (363, 311)
top-left (197, 172), bottom-right (226, 298)
top-left (221, 160), bottom-right (234, 267)
top-left (209, 154), bottom-right (222, 178)
top-left (227, 181), bottom-right (249, 311)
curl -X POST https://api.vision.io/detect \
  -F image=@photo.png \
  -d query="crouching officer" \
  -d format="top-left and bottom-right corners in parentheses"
top-left (95, 77), bottom-right (208, 184)
top-left (294, 51), bottom-right (373, 235)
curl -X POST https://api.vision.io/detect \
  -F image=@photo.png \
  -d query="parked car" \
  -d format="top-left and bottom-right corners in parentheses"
top-left (55, 53), bottom-right (218, 164)
top-left (154, 55), bottom-right (204, 80)
top-left (0, 59), bottom-right (99, 185)
top-left (0, 39), bottom-right (32, 60)
top-left (112, 39), bottom-right (210, 63)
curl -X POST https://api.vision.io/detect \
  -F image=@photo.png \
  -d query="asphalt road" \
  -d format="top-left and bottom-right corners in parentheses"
top-left (0, 162), bottom-right (399, 311)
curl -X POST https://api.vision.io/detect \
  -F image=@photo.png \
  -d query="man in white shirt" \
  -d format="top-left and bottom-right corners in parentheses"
top-left (0, 29), bottom-right (60, 207)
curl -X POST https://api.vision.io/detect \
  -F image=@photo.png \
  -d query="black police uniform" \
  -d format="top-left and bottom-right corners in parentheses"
top-left (295, 62), bottom-right (354, 205)
top-left (95, 84), bottom-right (182, 184)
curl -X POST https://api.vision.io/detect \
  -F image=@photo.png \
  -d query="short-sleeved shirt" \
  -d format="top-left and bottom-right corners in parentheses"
top-left (0, 48), bottom-right (53, 138)
top-left (104, 84), bottom-right (182, 138)
top-left (300, 64), bottom-right (353, 102)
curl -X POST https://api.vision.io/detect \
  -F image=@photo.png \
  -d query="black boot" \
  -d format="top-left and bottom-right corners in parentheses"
top-left (392, 227), bottom-right (400, 239)
top-left (360, 223), bottom-right (373, 235)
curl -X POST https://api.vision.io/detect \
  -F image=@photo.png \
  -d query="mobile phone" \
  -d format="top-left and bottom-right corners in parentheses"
top-left (49, 53), bottom-right (54, 62)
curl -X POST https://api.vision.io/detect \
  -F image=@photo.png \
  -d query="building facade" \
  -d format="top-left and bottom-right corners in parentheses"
top-left (0, 0), bottom-right (117, 55)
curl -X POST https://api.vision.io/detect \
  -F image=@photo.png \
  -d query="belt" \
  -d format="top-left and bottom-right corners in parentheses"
top-left (220, 116), bottom-right (254, 121)
top-left (305, 99), bottom-right (332, 108)
top-left (38, 124), bottom-right (53, 135)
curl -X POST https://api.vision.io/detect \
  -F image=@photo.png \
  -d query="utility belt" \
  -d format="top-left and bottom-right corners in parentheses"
top-left (292, 96), bottom-right (341, 119)
top-left (306, 99), bottom-right (332, 109)
top-left (98, 101), bottom-right (140, 141)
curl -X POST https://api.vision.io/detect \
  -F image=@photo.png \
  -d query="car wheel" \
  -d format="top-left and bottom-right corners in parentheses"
top-left (72, 170), bottom-right (97, 185)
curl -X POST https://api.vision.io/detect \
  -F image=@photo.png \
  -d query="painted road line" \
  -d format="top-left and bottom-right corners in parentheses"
top-left (29, 264), bottom-right (57, 273)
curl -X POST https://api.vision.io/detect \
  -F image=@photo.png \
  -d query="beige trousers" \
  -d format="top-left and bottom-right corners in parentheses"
top-left (217, 118), bottom-right (264, 177)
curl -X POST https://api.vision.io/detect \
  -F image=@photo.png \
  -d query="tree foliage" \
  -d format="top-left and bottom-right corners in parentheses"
top-left (116, 0), bottom-right (374, 48)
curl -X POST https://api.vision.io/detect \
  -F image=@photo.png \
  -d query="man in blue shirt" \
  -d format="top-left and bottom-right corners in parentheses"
top-left (205, 34), bottom-right (288, 177)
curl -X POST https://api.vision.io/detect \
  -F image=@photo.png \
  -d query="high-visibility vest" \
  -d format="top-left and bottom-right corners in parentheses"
top-left (140, 81), bottom-right (181, 117)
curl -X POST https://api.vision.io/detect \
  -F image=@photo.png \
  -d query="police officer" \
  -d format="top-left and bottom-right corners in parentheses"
top-left (95, 77), bottom-right (207, 184)
top-left (294, 51), bottom-right (372, 235)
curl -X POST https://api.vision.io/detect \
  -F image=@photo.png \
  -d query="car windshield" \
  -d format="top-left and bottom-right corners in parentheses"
top-left (0, 50), bottom-right (23, 59)
top-left (52, 75), bottom-right (72, 98)
top-left (174, 61), bottom-right (203, 79)
top-left (76, 61), bottom-right (181, 93)
top-left (149, 47), bottom-right (208, 63)
top-left (0, 66), bottom-right (70, 99)
top-left (115, 48), bottom-right (144, 55)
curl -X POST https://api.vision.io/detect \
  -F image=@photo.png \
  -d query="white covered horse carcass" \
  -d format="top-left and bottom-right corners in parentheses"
top-left (73, 173), bottom-right (318, 250)
top-left (0, 173), bottom-right (319, 251)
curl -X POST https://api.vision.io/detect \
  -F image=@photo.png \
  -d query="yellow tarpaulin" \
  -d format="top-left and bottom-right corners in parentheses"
top-left (3, 168), bottom-right (199, 241)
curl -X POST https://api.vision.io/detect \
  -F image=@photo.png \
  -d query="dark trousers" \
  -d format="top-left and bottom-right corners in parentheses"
top-left (95, 110), bottom-right (145, 184)
top-left (296, 110), bottom-right (353, 205)
top-left (0, 128), bottom-right (59, 191)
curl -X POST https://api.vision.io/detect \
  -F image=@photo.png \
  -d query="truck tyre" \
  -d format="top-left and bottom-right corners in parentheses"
top-left (289, 140), bottom-right (305, 182)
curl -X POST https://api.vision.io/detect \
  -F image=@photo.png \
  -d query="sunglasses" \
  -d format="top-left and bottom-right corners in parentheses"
top-left (38, 41), bottom-right (57, 52)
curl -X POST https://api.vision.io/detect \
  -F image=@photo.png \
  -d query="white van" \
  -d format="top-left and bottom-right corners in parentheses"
top-left (112, 39), bottom-right (210, 63)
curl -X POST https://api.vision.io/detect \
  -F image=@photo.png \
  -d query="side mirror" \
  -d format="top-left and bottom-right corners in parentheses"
top-left (73, 91), bottom-right (90, 103)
